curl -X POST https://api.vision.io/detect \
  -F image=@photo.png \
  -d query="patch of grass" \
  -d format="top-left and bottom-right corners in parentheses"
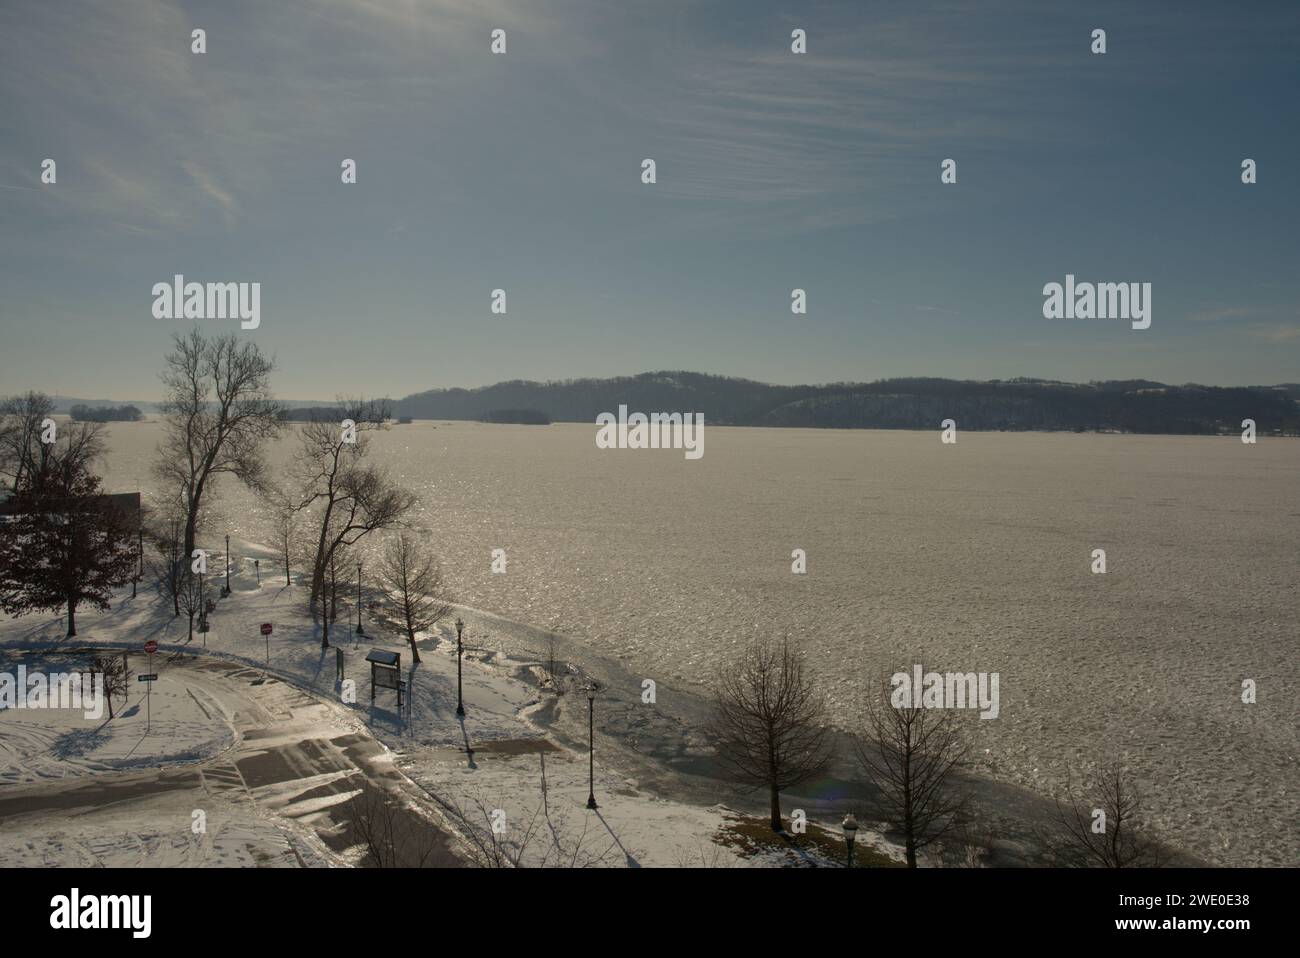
top-left (712, 813), bottom-right (900, 868)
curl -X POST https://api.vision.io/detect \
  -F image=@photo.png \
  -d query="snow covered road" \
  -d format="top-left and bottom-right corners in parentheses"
top-left (0, 655), bottom-right (461, 867)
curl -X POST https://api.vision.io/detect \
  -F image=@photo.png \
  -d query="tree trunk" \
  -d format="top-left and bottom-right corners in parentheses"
top-left (184, 513), bottom-right (198, 574)
top-left (769, 782), bottom-right (782, 832)
top-left (407, 630), bottom-right (421, 665)
top-left (309, 503), bottom-right (334, 609)
top-left (320, 589), bottom-right (330, 649)
top-left (66, 594), bottom-right (77, 637)
top-left (905, 839), bottom-right (917, 868)
top-left (188, 612), bottom-right (194, 642)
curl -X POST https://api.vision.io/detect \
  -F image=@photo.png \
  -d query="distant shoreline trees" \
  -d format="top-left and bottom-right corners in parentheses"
top-left (396, 372), bottom-right (1300, 435)
top-left (69, 404), bottom-right (142, 423)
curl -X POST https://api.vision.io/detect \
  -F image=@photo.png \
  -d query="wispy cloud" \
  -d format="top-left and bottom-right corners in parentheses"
top-left (180, 161), bottom-right (238, 223)
top-left (1247, 323), bottom-right (1300, 344)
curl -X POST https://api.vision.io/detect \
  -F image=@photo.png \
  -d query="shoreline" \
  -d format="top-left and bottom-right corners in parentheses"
top-left (424, 599), bottom-right (1206, 868)
top-left (0, 534), bottom-right (1213, 868)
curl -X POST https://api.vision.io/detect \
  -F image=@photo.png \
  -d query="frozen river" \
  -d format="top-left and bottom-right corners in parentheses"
top-left (95, 420), bottom-right (1300, 866)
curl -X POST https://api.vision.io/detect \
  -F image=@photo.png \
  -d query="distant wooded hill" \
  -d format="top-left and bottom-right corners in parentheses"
top-left (395, 373), bottom-right (1300, 435)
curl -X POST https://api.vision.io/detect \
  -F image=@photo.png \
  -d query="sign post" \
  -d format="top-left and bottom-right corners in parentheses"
top-left (260, 623), bottom-right (272, 669)
top-left (143, 640), bottom-right (157, 732)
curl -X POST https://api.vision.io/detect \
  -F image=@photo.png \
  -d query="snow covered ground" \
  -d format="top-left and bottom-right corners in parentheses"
top-left (0, 650), bottom-right (236, 784)
top-left (0, 540), bottom-right (897, 867)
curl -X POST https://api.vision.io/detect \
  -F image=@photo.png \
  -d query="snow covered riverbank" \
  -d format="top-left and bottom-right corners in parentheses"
top-left (0, 540), bottom-right (902, 867)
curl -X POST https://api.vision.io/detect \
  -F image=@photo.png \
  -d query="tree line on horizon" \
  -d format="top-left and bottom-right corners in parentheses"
top-left (68, 403), bottom-right (143, 423)
top-left (395, 372), bottom-right (1300, 435)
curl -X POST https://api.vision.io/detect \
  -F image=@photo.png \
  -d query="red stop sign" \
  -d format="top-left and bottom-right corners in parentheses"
top-left (144, 640), bottom-right (158, 654)
top-left (260, 623), bottom-right (273, 636)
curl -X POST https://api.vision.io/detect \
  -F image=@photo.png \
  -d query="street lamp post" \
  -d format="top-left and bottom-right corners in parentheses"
top-left (455, 618), bottom-right (465, 717)
top-left (584, 683), bottom-right (599, 809)
top-left (355, 562), bottom-right (364, 634)
top-left (132, 479), bottom-right (140, 598)
top-left (221, 534), bottom-right (231, 596)
top-left (841, 814), bottom-right (859, 868)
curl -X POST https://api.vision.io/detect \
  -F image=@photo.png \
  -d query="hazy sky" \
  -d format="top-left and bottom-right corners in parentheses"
top-left (1, 0), bottom-right (1297, 400)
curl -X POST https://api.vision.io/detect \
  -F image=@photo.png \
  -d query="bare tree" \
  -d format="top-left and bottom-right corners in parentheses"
top-left (672, 842), bottom-right (734, 868)
top-left (344, 782), bottom-right (448, 868)
top-left (324, 540), bottom-right (353, 644)
top-left (543, 630), bottom-right (567, 693)
top-left (176, 567), bottom-right (204, 644)
top-left (293, 398), bottom-right (415, 645)
top-left (950, 816), bottom-right (996, 868)
top-left (436, 792), bottom-right (619, 868)
top-left (153, 331), bottom-right (284, 564)
top-left (146, 497), bottom-right (189, 616)
top-left (378, 532), bottom-right (451, 664)
top-left (0, 391), bottom-right (55, 491)
top-left (267, 490), bottom-right (298, 587)
top-left (709, 636), bottom-right (834, 832)
top-left (90, 653), bottom-right (132, 720)
top-left (0, 392), bottom-right (107, 499)
top-left (854, 676), bottom-right (971, 868)
top-left (1054, 764), bottom-right (1166, 868)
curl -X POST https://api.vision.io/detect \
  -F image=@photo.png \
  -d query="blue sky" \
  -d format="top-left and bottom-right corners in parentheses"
top-left (1, 0), bottom-right (1296, 400)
